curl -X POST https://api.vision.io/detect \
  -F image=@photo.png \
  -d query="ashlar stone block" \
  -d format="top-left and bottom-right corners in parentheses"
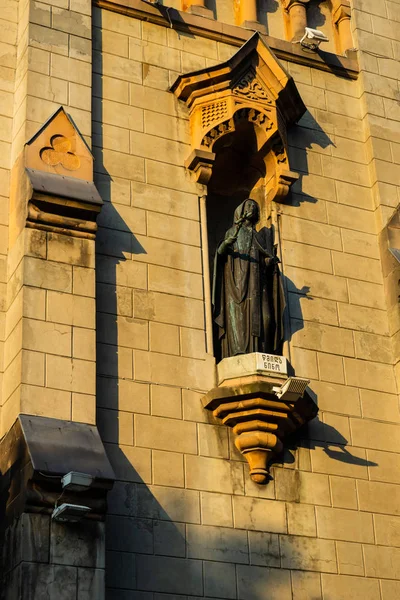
top-left (152, 450), bottom-right (184, 488)
top-left (154, 520), bottom-right (185, 558)
top-left (24, 257), bottom-right (72, 293)
top-left (330, 476), bottom-right (358, 509)
top-left (51, 521), bottom-right (105, 568)
top-left (233, 496), bottom-right (287, 533)
top-left (200, 491), bottom-right (233, 528)
top-left (336, 541), bottom-right (364, 576)
top-left (204, 561), bottom-right (236, 599)
top-left (364, 544), bottom-right (400, 579)
top-left (136, 484), bottom-right (200, 523)
top-left (280, 535), bottom-right (337, 573)
top-left (135, 414), bottom-right (197, 454)
top-left (321, 574), bottom-right (380, 600)
top-left (367, 449), bottom-right (400, 484)
top-left (248, 531), bottom-right (280, 567)
top-left (185, 455), bottom-right (244, 495)
top-left (274, 468), bottom-right (330, 505)
top-left (291, 571), bottom-right (322, 600)
top-left (357, 480), bottom-right (400, 516)
top-left (136, 555), bottom-right (203, 596)
top-left (287, 503), bottom-right (316, 537)
top-left (187, 523), bottom-right (249, 563)
top-left (315, 506), bottom-right (374, 543)
top-left (236, 565), bottom-right (292, 600)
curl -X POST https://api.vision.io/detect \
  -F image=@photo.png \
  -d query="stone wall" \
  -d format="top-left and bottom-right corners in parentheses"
top-left (89, 3), bottom-right (400, 599)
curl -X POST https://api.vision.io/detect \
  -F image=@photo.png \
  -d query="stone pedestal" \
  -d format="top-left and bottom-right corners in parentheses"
top-left (202, 353), bottom-right (318, 483)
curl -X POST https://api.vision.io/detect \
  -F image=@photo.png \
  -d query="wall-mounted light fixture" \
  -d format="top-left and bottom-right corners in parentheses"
top-left (52, 503), bottom-right (91, 523)
top-left (51, 471), bottom-right (93, 522)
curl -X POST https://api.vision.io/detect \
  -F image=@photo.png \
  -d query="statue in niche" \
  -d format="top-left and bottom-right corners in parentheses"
top-left (212, 199), bottom-right (285, 361)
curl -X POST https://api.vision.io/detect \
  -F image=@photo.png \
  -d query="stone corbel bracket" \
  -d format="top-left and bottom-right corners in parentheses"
top-left (10, 107), bottom-right (103, 244)
top-left (171, 32), bottom-right (305, 202)
top-left (202, 353), bottom-right (318, 483)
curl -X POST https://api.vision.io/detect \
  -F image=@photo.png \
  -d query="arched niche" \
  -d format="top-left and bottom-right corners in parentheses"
top-left (172, 33), bottom-right (306, 358)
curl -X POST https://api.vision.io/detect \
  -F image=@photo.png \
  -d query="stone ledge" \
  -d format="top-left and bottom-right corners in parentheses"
top-left (94, 0), bottom-right (359, 79)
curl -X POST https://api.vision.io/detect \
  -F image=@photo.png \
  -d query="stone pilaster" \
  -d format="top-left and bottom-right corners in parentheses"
top-left (282, 0), bottom-right (310, 42)
top-left (332, 0), bottom-right (354, 54)
top-left (234, 0), bottom-right (267, 33)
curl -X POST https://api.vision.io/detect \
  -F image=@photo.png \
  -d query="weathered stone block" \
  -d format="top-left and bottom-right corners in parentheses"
top-left (236, 565), bottom-right (292, 600)
top-left (154, 520), bottom-right (185, 558)
top-left (153, 450), bottom-right (184, 488)
top-left (367, 449), bottom-right (400, 484)
top-left (330, 476), bottom-right (358, 509)
top-left (233, 496), bottom-right (287, 533)
top-left (351, 417), bottom-right (400, 453)
top-left (106, 515), bottom-right (152, 555)
top-left (198, 423), bottom-right (229, 459)
top-left (135, 414), bottom-right (197, 454)
top-left (336, 541), bottom-right (364, 576)
top-left (204, 561), bottom-right (237, 599)
top-left (200, 491), bottom-right (233, 527)
top-left (149, 322), bottom-right (179, 355)
top-left (136, 485), bottom-right (200, 523)
top-left (185, 455), bottom-right (244, 495)
top-left (105, 551), bottom-right (135, 590)
top-left (321, 574), bottom-right (380, 600)
top-left (357, 480), bottom-right (400, 516)
top-left (51, 521), bottom-right (105, 568)
top-left (248, 531), bottom-right (280, 567)
top-left (136, 555), bottom-right (203, 596)
top-left (287, 503), bottom-right (316, 537)
top-left (315, 506), bottom-right (374, 543)
top-left (24, 257), bottom-right (72, 293)
top-left (188, 522), bottom-right (249, 563)
top-left (280, 535), bottom-right (337, 572)
top-left (291, 571), bottom-right (322, 600)
top-left (47, 292), bottom-right (95, 328)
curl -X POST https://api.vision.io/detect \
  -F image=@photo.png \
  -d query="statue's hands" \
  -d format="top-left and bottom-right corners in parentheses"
top-left (225, 235), bottom-right (237, 246)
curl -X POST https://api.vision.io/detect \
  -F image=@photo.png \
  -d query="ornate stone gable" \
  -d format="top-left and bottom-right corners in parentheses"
top-left (171, 32), bottom-right (306, 202)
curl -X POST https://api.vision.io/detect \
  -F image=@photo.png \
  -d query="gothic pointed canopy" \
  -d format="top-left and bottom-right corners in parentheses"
top-left (171, 32), bottom-right (306, 201)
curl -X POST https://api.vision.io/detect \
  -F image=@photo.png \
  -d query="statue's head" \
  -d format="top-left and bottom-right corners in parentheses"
top-left (234, 199), bottom-right (260, 225)
top-left (243, 199), bottom-right (259, 224)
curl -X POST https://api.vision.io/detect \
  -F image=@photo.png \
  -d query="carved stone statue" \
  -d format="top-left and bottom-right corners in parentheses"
top-left (212, 199), bottom-right (285, 361)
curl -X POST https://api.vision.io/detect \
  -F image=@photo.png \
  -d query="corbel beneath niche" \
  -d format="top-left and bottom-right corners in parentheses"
top-left (171, 32), bottom-right (305, 203)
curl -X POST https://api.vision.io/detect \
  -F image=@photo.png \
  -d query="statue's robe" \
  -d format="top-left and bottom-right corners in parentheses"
top-left (212, 202), bottom-right (285, 360)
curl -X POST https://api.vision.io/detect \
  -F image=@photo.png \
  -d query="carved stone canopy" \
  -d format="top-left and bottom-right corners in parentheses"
top-left (171, 32), bottom-right (306, 202)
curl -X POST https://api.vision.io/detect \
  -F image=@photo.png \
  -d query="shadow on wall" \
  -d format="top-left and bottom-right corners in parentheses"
top-left (280, 415), bottom-right (378, 472)
top-left (279, 110), bottom-right (334, 350)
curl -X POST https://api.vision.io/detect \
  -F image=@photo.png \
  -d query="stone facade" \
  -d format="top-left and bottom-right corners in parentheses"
top-left (0, 0), bottom-right (400, 599)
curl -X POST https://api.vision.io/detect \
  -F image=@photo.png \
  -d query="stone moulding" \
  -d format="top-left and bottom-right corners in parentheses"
top-left (202, 353), bottom-right (318, 483)
top-left (171, 32), bottom-right (305, 202)
top-left (95, 0), bottom-right (359, 78)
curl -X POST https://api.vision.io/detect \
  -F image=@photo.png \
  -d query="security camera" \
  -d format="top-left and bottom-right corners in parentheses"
top-left (273, 377), bottom-right (310, 402)
top-left (299, 27), bottom-right (329, 50)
